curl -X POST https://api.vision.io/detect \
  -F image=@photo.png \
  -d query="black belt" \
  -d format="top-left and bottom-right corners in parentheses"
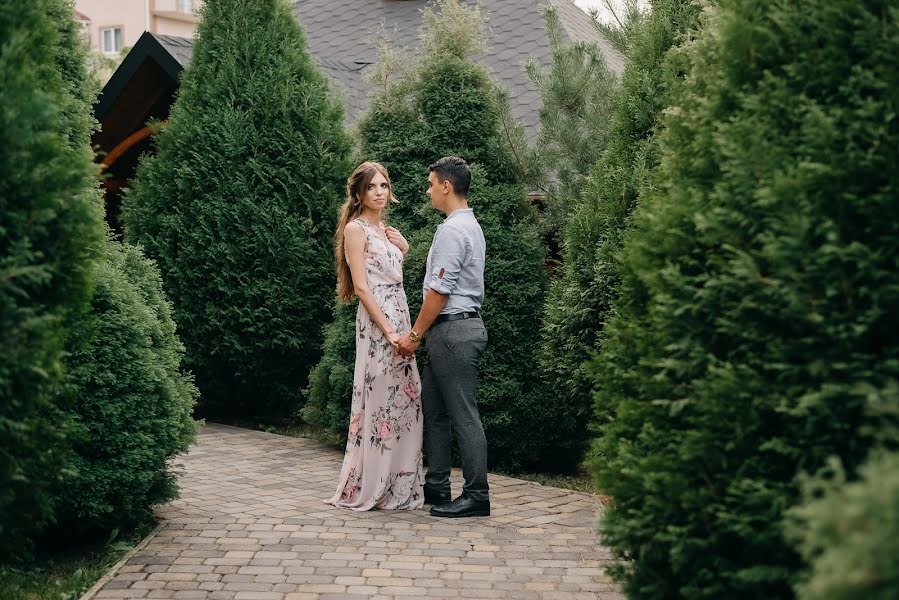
top-left (434, 311), bottom-right (480, 325)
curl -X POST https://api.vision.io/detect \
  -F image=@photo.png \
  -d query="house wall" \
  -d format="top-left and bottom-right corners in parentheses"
top-left (77, 0), bottom-right (148, 54)
top-left (152, 0), bottom-right (202, 38)
top-left (75, 0), bottom-right (202, 55)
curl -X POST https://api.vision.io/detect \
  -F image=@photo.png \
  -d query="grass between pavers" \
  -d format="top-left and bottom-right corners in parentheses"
top-left (0, 520), bottom-right (156, 600)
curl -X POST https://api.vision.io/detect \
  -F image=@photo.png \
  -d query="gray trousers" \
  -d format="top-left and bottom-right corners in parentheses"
top-left (422, 317), bottom-right (489, 502)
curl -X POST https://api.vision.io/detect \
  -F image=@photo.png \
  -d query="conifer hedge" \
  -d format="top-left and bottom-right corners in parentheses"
top-left (0, 0), bottom-right (104, 559)
top-left (2, 0), bottom-right (199, 557)
top-left (790, 447), bottom-right (899, 600)
top-left (304, 0), bottom-right (553, 469)
top-left (124, 0), bottom-right (351, 419)
top-left (538, 0), bottom-right (701, 463)
top-left (590, 0), bottom-right (899, 597)
top-left (58, 240), bottom-right (199, 536)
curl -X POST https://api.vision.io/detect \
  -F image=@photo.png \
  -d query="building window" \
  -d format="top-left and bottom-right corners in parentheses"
top-left (178, 0), bottom-right (193, 12)
top-left (101, 27), bottom-right (122, 54)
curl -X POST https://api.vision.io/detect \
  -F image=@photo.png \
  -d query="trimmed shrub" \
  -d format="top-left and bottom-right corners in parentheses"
top-left (790, 447), bottom-right (899, 600)
top-left (300, 300), bottom-right (357, 440)
top-left (0, 0), bottom-right (104, 559)
top-left (124, 0), bottom-right (351, 419)
top-left (590, 1), bottom-right (899, 597)
top-left (303, 0), bottom-right (553, 469)
top-left (56, 240), bottom-right (199, 536)
top-left (538, 0), bottom-right (701, 464)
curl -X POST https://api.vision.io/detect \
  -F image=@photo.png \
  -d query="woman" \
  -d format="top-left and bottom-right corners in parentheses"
top-left (326, 161), bottom-right (424, 510)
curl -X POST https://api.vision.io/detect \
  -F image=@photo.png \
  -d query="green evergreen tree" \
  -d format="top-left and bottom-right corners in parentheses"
top-left (592, 0), bottom-right (647, 56)
top-left (57, 240), bottom-right (199, 537)
top-left (52, 0), bottom-right (198, 545)
top-left (124, 0), bottom-right (351, 418)
top-left (537, 0), bottom-right (701, 464)
top-left (523, 4), bottom-right (619, 239)
top-left (790, 448), bottom-right (899, 600)
top-left (0, 0), bottom-right (105, 559)
top-left (591, 0), bottom-right (899, 597)
top-left (304, 0), bottom-right (553, 469)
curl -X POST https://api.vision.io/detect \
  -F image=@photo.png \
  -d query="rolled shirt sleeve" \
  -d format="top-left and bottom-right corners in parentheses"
top-left (427, 225), bottom-right (469, 295)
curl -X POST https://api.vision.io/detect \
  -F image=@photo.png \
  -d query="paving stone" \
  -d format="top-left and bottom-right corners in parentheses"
top-left (82, 424), bottom-right (623, 600)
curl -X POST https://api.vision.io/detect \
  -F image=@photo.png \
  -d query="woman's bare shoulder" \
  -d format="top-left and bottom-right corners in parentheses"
top-left (344, 220), bottom-right (365, 236)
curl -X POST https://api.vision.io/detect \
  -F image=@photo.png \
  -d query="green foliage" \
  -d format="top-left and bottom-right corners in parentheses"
top-left (57, 240), bottom-right (198, 536)
top-left (0, 0), bottom-right (105, 559)
top-left (300, 301), bottom-right (357, 438)
top-left (538, 0), bottom-right (701, 465)
top-left (523, 4), bottom-right (619, 237)
top-left (789, 391), bottom-right (899, 600)
top-left (2, 0), bottom-right (197, 559)
top-left (590, 1), bottom-right (899, 597)
top-left (593, 0), bottom-right (648, 57)
top-left (304, 0), bottom-right (553, 469)
top-left (0, 519), bottom-right (157, 600)
top-left (124, 0), bottom-right (351, 418)
top-left (790, 447), bottom-right (899, 600)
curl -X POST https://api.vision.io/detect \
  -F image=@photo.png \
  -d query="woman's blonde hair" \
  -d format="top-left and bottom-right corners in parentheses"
top-left (335, 161), bottom-right (397, 303)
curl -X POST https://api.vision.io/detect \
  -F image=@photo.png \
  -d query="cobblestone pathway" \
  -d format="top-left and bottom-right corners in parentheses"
top-left (82, 423), bottom-right (623, 600)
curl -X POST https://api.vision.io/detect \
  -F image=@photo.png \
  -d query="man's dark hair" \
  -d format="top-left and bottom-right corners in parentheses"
top-left (429, 156), bottom-right (471, 198)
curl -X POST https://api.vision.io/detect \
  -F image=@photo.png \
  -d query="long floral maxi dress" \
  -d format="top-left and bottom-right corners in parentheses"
top-left (327, 218), bottom-right (424, 510)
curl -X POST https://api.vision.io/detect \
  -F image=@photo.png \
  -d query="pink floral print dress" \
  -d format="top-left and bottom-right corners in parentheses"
top-left (327, 218), bottom-right (424, 510)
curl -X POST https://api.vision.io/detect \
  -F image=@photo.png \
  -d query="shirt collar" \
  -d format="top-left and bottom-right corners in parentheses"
top-left (445, 208), bottom-right (473, 222)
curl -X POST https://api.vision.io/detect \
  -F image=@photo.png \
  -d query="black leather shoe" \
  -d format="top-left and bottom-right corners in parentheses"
top-left (424, 486), bottom-right (451, 506)
top-left (430, 494), bottom-right (490, 518)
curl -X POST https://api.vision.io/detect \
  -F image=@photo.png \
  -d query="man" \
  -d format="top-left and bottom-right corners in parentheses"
top-left (396, 156), bottom-right (490, 518)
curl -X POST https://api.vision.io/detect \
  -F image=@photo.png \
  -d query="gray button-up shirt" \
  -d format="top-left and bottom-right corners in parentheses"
top-left (423, 208), bottom-right (485, 314)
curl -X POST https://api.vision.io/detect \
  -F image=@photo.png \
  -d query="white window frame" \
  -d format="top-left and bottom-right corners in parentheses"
top-left (177, 0), bottom-right (193, 13)
top-left (100, 26), bottom-right (122, 55)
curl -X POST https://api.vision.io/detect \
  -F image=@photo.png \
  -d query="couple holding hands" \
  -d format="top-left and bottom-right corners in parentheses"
top-left (326, 156), bottom-right (490, 518)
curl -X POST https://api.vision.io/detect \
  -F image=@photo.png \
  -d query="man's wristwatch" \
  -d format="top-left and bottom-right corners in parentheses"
top-left (409, 329), bottom-right (421, 343)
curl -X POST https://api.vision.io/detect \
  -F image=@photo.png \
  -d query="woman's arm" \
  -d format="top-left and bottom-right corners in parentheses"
top-left (344, 222), bottom-right (400, 344)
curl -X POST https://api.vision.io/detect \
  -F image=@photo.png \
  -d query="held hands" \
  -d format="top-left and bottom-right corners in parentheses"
top-left (396, 332), bottom-right (420, 357)
top-left (385, 226), bottom-right (409, 255)
top-left (387, 331), bottom-right (402, 350)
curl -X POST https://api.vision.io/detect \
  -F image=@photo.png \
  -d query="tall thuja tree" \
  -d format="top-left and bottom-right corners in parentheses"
top-left (0, 0), bottom-right (105, 559)
top-left (43, 0), bottom-right (199, 540)
top-left (591, 0), bottom-right (899, 597)
top-left (537, 0), bottom-right (701, 463)
top-left (305, 0), bottom-right (552, 469)
top-left (125, 0), bottom-right (351, 418)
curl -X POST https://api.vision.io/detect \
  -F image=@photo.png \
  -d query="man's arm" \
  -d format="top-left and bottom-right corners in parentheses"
top-left (397, 289), bottom-right (448, 357)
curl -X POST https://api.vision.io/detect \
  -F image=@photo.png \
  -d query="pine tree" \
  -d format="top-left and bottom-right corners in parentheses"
top-left (591, 0), bottom-right (899, 596)
top-left (537, 0), bottom-right (702, 465)
top-left (0, 0), bottom-right (104, 559)
top-left (124, 0), bottom-right (351, 418)
top-left (304, 0), bottom-right (553, 469)
top-left (524, 4), bottom-right (619, 239)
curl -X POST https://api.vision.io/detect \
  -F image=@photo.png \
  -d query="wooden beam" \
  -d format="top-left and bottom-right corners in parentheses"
top-left (101, 125), bottom-right (155, 170)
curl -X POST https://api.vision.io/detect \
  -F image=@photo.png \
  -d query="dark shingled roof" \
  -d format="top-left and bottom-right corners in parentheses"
top-left (152, 32), bottom-right (194, 68)
top-left (100, 1), bottom-right (623, 143)
top-left (293, 0), bottom-right (624, 142)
